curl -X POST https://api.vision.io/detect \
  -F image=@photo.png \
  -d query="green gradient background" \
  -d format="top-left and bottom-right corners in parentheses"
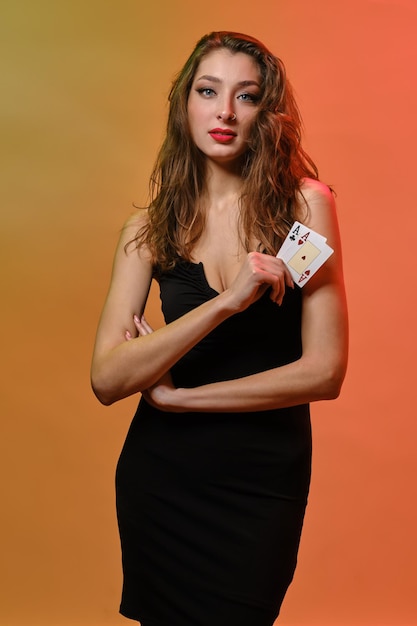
top-left (1, 1), bottom-right (416, 624)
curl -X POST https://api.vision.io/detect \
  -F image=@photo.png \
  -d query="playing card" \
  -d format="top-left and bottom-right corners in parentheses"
top-left (277, 222), bottom-right (333, 286)
top-left (279, 221), bottom-right (326, 258)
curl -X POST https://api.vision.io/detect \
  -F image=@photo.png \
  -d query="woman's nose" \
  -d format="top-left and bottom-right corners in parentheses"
top-left (217, 109), bottom-right (237, 122)
top-left (216, 93), bottom-right (237, 122)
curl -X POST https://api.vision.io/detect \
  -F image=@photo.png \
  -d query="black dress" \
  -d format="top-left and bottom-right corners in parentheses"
top-left (116, 260), bottom-right (312, 626)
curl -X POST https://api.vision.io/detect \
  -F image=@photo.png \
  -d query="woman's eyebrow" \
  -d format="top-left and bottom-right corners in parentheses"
top-left (195, 75), bottom-right (260, 88)
top-left (195, 74), bottom-right (221, 83)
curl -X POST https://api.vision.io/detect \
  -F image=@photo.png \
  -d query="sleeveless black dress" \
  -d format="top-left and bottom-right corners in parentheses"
top-left (116, 260), bottom-right (312, 626)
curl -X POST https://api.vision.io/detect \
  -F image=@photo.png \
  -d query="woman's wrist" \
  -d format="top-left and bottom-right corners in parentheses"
top-left (215, 288), bottom-right (242, 315)
top-left (169, 386), bottom-right (189, 413)
top-left (145, 384), bottom-right (188, 413)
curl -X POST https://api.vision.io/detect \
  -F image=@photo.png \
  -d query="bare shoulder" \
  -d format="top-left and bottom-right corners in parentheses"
top-left (121, 207), bottom-right (149, 237)
top-left (117, 208), bottom-right (151, 262)
top-left (296, 178), bottom-right (346, 294)
top-left (296, 178), bottom-right (338, 240)
top-left (298, 178), bottom-right (335, 217)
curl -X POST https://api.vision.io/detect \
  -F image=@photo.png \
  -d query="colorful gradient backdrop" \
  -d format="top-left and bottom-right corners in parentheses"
top-left (1, 1), bottom-right (416, 625)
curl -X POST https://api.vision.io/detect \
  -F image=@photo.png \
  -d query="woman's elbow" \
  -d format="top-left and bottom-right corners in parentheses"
top-left (93, 389), bottom-right (115, 406)
top-left (319, 363), bottom-right (347, 400)
top-left (90, 365), bottom-right (120, 406)
top-left (91, 377), bottom-right (115, 406)
top-left (91, 362), bottom-right (145, 406)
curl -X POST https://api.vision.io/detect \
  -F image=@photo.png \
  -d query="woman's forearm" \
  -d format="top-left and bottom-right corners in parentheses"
top-left (92, 250), bottom-right (293, 406)
top-left (145, 352), bottom-right (345, 413)
top-left (91, 289), bottom-right (235, 405)
top-left (145, 277), bottom-right (349, 414)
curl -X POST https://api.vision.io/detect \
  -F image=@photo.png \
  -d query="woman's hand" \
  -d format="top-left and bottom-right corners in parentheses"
top-left (142, 370), bottom-right (181, 412)
top-left (125, 313), bottom-right (154, 341)
top-left (226, 251), bottom-right (294, 311)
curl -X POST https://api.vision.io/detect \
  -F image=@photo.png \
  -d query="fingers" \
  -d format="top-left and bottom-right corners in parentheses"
top-left (253, 254), bottom-right (293, 306)
top-left (269, 274), bottom-right (286, 306)
top-left (124, 314), bottom-right (154, 341)
top-left (271, 260), bottom-right (295, 305)
top-left (228, 252), bottom-right (294, 311)
top-left (134, 314), bottom-right (154, 334)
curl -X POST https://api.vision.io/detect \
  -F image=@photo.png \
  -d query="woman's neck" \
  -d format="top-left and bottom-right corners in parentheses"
top-left (202, 160), bottom-right (243, 208)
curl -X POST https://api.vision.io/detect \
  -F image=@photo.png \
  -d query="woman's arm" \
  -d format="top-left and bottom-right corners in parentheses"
top-left (143, 180), bottom-right (348, 412)
top-left (91, 210), bottom-right (294, 405)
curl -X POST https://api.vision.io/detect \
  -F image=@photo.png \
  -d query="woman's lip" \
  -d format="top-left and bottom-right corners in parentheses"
top-left (209, 128), bottom-right (237, 142)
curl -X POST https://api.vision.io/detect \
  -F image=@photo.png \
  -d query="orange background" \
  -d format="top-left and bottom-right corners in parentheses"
top-left (1, 1), bottom-right (416, 625)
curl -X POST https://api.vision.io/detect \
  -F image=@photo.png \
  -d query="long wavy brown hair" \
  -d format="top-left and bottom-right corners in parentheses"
top-left (131, 31), bottom-right (319, 270)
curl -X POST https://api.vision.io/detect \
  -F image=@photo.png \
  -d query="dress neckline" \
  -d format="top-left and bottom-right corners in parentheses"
top-left (190, 260), bottom-right (221, 296)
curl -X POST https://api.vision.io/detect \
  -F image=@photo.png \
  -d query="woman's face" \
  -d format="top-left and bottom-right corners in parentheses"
top-left (187, 48), bottom-right (262, 166)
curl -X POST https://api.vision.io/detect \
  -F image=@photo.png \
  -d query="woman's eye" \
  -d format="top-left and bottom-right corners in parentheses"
top-left (238, 92), bottom-right (259, 103)
top-left (196, 87), bottom-right (216, 97)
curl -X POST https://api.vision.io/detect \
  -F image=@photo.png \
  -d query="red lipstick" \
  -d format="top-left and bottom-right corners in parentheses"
top-left (208, 128), bottom-right (236, 143)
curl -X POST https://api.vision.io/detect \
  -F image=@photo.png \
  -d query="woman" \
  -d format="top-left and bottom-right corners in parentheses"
top-left (91, 31), bottom-right (348, 626)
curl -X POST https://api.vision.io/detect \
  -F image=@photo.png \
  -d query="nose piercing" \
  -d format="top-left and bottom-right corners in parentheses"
top-left (218, 112), bottom-right (237, 121)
